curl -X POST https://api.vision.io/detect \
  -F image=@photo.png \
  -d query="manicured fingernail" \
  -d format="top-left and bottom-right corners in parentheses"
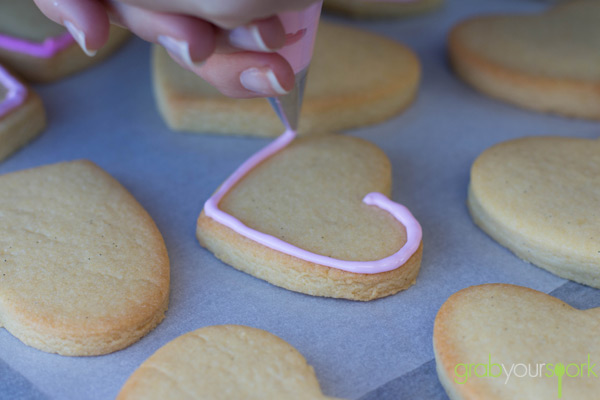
top-left (64, 20), bottom-right (96, 57)
top-left (229, 24), bottom-right (275, 52)
top-left (240, 67), bottom-right (288, 95)
top-left (158, 35), bottom-right (203, 69)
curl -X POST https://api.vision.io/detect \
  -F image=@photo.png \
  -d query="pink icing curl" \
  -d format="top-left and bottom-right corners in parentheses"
top-left (203, 129), bottom-right (422, 274)
top-left (0, 31), bottom-right (74, 58)
top-left (0, 64), bottom-right (27, 118)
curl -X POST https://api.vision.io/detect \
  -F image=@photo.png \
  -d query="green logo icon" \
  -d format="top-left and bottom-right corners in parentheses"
top-left (552, 363), bottom-right (565, 398)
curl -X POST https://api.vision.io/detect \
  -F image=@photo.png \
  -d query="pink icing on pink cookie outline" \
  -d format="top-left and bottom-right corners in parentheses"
top-left (0, 31), bottom-right (74, 58)
top-left (203, 129), bottom-right (422, 274)
top-left (0, 65), bottom-right (27, 118)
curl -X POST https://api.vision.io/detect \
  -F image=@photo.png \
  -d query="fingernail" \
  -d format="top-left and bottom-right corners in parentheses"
top-left (158, 35), bottom-right (204, 69)
top-left (64, 20), bottom-right (96, 57)
top-left (240, 67), bottom-right (288, 95)
top-left (229, 24), bottom-right (275, 52)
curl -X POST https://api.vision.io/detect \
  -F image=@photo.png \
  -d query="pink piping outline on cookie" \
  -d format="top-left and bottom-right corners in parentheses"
top-left (0, 31), bottom-right (74, 58)
top-left (0, 65), bottom-right (27, 118)
top-left (204, 129), bottom-right (422, 274)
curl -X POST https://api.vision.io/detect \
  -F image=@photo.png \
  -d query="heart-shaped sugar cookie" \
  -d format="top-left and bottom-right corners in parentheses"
top-left (448, 0), bottom-right (600, 119)
top-left (197, 131), bottom-right (422, 301)
top-left (0, 1), bottom-right (129, 82)
top-left (0, 160), bottom-right (169, 355)
top-left (153, 21), bottom-right (420, 136)
top-left (0, 64), bottom-right (45, 162)
top-left (324, 0), bottom-right (443, 19)
top-left (468, 136), bottom-right (600, 287)
top-left (118, 325), bottom-right (340, 400)
top-left (434, 284), bottom-right (600, 399)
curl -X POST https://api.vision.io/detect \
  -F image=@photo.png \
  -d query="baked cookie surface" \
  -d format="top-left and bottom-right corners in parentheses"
top-left (0, 160), bottom-right (170, 355)
top-left (468, 136), bottom-right (600, 287)
top-left (197, 132), bottom-right (422, 301)
top-left (0, 64), bottom-right (45, 162)
top-left (153, 21), bottom-right (420, 136)
top-left (434, 284), bottom-right (600, 399)
top-left (0, 0), bottom-right (129, 82)
top-left (117, 325), bottom-right (339, 400)
top-left (324, 0), bottom-right (443, 18)
top-left (449, 0), bottom-right (600, 119)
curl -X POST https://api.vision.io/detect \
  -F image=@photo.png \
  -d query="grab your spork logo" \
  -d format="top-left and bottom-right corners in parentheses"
top-left (453, 354), bottom-right (597, 398)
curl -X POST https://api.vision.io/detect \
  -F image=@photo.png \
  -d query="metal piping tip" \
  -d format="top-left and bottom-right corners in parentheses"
top-left (268, 67), bottom-right (309, 132)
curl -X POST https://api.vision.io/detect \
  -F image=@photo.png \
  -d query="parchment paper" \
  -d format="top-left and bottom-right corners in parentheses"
top-left (1, 0), bottom-right (598, 398)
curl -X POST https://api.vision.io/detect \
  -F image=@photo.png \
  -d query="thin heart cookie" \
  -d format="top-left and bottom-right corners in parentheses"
top-left (434, 284), bottom-right (600, 399)
top-left (0, 1), bottom-right (129, 83)
top-left (468, 136), bottom-right (600, 287)
top-left (153, 21), bottom-right (420, 137)
top-left (0, 160), bottom-right (170, 355)
top-left (448, 0), bottom-right (600, 120)
top-left (0, 64), bottom-right (45, 162)
top-left (323, 0), bottom-right (443, 19)
top-left (118, 325), bottom-right (340, 400)
top-left (197, 130), bottom-right (422, 301)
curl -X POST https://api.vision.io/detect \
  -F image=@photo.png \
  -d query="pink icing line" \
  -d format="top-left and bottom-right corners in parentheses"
top-left (203, 129), bottom-right (422, 274)
top-left (0, 31), bottom-right (74, 58)
top-left (0, 65), bottom-right (27, 118)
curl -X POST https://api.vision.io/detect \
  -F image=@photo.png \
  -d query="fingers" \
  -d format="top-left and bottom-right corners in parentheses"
top-left (225, 16), bottom-right (285, 53)
top-left (106, 1), bottom-right (216, 68)
top-left (33, 0), bottom-right (296, 98)
top-left (106, 3), bottom-right (287, 67)
top-left (195, 52), bottom-right (295, 98)
top-left (106, 2), bottom-right (293, 98)
top-left (34, 0), bottom-right (110, 55)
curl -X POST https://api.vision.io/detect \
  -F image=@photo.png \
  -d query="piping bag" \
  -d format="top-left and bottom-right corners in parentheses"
top-left (268, 1), bottom-right (323, 131)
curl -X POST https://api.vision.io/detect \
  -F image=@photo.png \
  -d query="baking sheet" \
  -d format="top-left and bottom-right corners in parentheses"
top-left (1, 0), bottom-right (599, 398)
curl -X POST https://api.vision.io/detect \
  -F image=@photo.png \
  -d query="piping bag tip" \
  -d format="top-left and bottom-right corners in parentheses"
top-left (268, 1), bottom-right (322, 132)
top-left (268, 68), bottom-right (308, 132)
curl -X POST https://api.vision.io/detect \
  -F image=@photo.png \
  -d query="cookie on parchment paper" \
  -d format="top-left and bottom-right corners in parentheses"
top-left (0, 64), bottom-right (45, 162)
top-left (434, 284), bottom-right (600, 399)
top-left (118, 325), bottom-right (340, 400)
top-left (153, 21), bottom-right (420, 137)
top-left (197, 133), bottom-right (423, 301)
top-left (0, 0), bottom-right (129, 83)
top-left (448, 0), bottom-right (600, 120)
top-left (323, 0), bottom-right (443, 19)
top-left (468, 136), bottom-right (600, 287)
top-left (0, 160), bottom-right (170, 355)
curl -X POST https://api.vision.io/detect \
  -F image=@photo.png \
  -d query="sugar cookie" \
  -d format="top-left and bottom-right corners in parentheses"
top-left (448, 0), bottom-right (600, 119)
top-left (0, 160), bottom-right (170, 355)
top-left (153, 21), bottom-right (420, 137)
top-left (434, 284), bottom-right (600, 399)
top-left (323, 0), bottom-right (443, 19)
top-left (118, 325), bottom-right (339, 400)
top-left (468, 136), bottom-right (600, 287)
top-left (0, 64), bottom-right (45, 162)
top-left (0, 1), bottom-right (129, 82)
top-left (197, 130), bottom-right (422, 301)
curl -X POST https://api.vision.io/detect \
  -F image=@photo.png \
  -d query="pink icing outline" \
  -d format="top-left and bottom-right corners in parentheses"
top-left (0, 31), bottom-right (74, 58)
top-left (0, 64), bottom-right (27, 118)
top-left (204, 129), bottom-right (422, 274)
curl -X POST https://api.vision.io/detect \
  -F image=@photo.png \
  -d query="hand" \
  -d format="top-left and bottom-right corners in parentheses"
top-left (34, 0), bottom-right (319, 98)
